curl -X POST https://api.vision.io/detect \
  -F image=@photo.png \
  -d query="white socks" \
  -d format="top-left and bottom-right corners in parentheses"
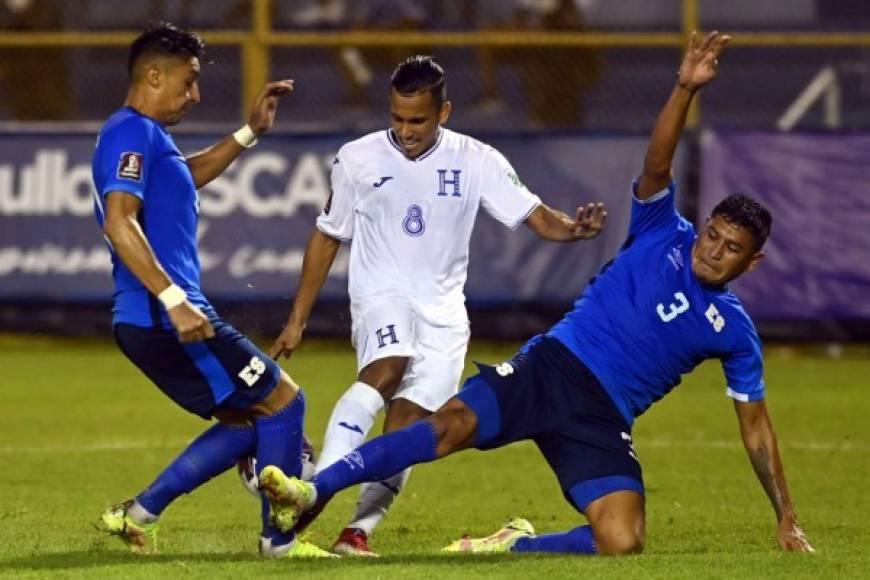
top-left (315, 381), bottom-right (412, 537)
top-left (348, 467), bottom-right (411, 535)
top-left (315, 381), bottom-right (385, 471)
top-left (128, 500), bottom-right (158, 524)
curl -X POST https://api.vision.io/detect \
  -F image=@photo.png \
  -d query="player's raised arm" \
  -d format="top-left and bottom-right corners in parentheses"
top-left (185, 80), bottom-right (294, 188)
top-left (636, 31), bottom-right (730, 200)
top-left (268, 228), bottom-right (341, 360)
top-left (524, 202), bottom-right (607, 242)
top-left (733, 399), bottom-right (815, 552)
top-left (103, 191), bottom-right (214, 342)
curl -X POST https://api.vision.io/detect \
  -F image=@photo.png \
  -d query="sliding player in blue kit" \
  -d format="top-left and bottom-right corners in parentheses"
top-left (258, 31), bottom-right (814, 556)
top-left (91, 23), bottom-right (333, 558)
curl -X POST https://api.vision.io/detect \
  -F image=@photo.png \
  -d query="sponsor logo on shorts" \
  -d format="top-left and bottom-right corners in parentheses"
top-left (375, 324), bottom-right (399, 348)
top-left (495, 362), bottom-right (514, 377)
top-left (238, 356), bottom-right (267, 387)
top-left (622, 431), bottom-right (640, 462)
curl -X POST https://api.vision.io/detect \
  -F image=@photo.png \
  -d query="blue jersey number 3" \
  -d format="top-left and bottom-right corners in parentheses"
top-left (657, 292), bottom-right (689, 322)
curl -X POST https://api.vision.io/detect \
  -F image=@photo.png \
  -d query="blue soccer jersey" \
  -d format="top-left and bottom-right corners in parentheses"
top-left (548, 181), bottom-right (765, 426)
top-left (92, 107), bottom-right (210, 328)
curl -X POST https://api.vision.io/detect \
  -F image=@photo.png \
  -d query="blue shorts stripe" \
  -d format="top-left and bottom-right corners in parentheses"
top-left (456, 374), bottom-right (501, 447)
top-left (182, 341), bottom-right (236, 405)
top-left (568, 475), bottom-right (644, 512)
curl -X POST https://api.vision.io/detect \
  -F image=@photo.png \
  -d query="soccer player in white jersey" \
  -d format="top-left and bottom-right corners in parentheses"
top-left (268, 55), bottom-right (607, 556)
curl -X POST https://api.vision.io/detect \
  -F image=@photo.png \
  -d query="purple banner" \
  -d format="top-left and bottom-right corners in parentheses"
top-left (699, 131), bottom-right (870, 320)
top-left (0, 131), bottom-right (670, 305)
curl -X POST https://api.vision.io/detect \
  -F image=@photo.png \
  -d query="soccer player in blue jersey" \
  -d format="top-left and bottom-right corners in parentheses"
top-left (258, 31), bottom-right (815, 555)
top-left (91, 23), bottom-right (333, 558)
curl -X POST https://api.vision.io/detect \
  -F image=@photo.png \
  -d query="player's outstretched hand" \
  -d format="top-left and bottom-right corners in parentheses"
top-left (268, 321), bottom-right (304, 360)
top-left (167, 301), bottom-right (215, 343)
top-left (248, 79), bottom-right (295, 136)
top-left (778, 519), bottom-right (815, 552)
top-left (571, 202), bottom-right (607, 240)
top-left (677, 31), bottom-right (730, 93)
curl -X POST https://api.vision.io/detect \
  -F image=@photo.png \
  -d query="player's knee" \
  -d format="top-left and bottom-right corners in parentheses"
top-left (359, 357), bottom-right (409, 398)
top-left (248, 374), bottom-right (299, 417)
top-left (596, 526), bottom-right (645, 556)
top-left (384, 398), bottom-right (430, 432)
top-left (429, 398), bottom-right (477, 457)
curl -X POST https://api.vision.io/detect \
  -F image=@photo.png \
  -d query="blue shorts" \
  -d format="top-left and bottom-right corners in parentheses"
top-left (456, 335), bottom-right (643, 513)
top-left (114, 318), bottom-right (281, 419)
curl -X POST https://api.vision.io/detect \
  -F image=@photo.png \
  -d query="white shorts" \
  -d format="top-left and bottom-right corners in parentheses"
top-left (352, 300), bottom-right (470, 412)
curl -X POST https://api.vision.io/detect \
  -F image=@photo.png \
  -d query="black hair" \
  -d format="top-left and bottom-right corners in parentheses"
top-left (128, 22), bottom-right (205, 78)
top-left (390, 55), bottom-right (446, 108)
top-left (710, 193), bottom-right (772, 250)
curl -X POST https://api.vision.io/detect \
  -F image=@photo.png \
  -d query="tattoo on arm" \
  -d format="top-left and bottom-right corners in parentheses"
top-left (748, 445), bottom-right (785, 521)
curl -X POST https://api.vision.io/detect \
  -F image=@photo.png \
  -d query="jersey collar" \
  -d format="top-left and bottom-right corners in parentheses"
top-left (386, 127), bottom-right (444, 162)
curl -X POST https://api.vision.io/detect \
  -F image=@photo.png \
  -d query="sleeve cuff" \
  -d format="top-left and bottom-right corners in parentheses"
top-left (103, 186), bottom-right (145, 201)
top-left (726, 386), bottom-right (765, 402)
top-left (509, 197), bottom-right (542, 230)
top-left (631, 179), bottom-right (674, 205)
top-left (315, 222), bottom-right (351, 243)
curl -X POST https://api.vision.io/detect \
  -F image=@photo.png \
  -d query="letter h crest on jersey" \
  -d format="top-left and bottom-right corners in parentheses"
top-left (375, 324), bottom-right (399, 348)
top-left (436, 169), bottom-right (461, 197)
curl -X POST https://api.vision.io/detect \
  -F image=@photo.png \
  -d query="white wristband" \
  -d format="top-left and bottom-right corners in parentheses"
top-left (232, 125), bottom-right (258, 149)
top-left (157, 284), bottom-right (186, 310)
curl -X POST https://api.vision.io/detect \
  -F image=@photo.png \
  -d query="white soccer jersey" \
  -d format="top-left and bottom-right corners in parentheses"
top-left (317, 127), bottom-right (542, 324)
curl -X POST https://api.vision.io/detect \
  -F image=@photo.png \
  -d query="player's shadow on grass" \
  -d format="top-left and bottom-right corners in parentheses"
top-left (0, 551), bottom-right (569, 571)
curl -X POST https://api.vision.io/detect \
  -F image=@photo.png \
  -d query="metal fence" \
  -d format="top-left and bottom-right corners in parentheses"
top-left (1, 0), bottom-right (870, 131)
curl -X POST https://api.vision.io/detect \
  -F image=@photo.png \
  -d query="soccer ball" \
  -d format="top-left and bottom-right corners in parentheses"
top-left (237, 436), bottom-right (317, 497)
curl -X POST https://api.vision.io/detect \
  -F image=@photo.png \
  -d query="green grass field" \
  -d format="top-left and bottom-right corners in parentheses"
top-left (0, 334), bottom-right (868, 579)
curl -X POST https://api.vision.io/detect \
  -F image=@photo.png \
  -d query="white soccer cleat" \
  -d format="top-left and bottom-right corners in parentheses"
top-left (442, 518), bottom-right (535, 554)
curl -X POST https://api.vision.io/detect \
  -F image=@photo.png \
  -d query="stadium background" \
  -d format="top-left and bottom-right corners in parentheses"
top-left (1, 2), bottom-right (869, 577)
top-left (0, 0), bottom-right (868, 341)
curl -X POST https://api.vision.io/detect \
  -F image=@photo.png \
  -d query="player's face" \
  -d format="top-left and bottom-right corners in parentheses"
top-left (691, 214), bottom-right (764, 286)
top-left (158, 56), bottom-right (201, 126)
top-left (389, 88), bottom-right (451, 159)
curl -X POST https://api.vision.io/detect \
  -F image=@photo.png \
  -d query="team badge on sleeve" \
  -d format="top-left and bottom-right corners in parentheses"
top-left (506, 171), bottom-right (526, 190)
top-left (117, 152), bottom-right (144, 181)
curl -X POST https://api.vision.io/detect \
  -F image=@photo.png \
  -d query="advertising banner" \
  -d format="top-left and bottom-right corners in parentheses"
top-left (0, 130), bottom-right (671, 306)
top-left (699, 131), bottom-right (870, 320)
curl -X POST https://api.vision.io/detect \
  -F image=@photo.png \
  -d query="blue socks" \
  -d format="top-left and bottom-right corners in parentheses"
top-left (314, 420), bottom-right (438, 501)
top-left (137, 421), bottom-right (256, 515)
top-left (135, 389), bottom-right (307, 551)
top-left (512, 525), bottom-right (598, 555)
top-left (255, 390), bottom-right (306, 545)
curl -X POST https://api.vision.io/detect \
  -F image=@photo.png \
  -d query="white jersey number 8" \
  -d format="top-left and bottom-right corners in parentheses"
top-left (402, 204), bottom-right (425, 237)
top-left (657, 291), bottom-right (689, 322)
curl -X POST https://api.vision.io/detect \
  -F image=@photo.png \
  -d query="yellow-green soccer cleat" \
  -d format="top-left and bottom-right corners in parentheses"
top-left (260, 536), bottom-right (339, 559)
top-left (441, 518), bottom-right (535, 554)
top-left (98, 500), bottom-right (159, 554)
top-left (259, 465), bottom-right (317, 533)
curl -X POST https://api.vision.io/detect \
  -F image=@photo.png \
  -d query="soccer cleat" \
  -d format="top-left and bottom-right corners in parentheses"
top-left (441, 518), bottom-right (535, 554)
top-left (97, 500), bottom-right (159, 554)
top-left (260, 537), bottom-right (339, 559)
top-left (332, 527), bottom-right (379, 557)
top-left (259, 465), bottom-right (317, 533)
